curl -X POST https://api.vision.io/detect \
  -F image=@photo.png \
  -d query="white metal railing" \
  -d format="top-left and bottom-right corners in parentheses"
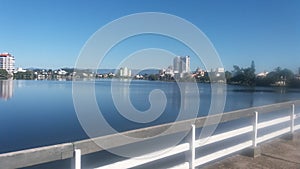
top-left (72, 104), bottom-right (299, 169)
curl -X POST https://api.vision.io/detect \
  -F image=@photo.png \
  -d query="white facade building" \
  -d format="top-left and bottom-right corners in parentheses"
top-left (216, 67), bottom-right (225, 73)
top-left (173, 57), bottom-right (181, 74)
top-left (14, 67), bottom-right (26, 73)
top-left (180, 56), bottom-right (190, 73)
top-left (257, 71), bottom-right (269, 78)
top-left (0, 53), bottom-right (15, 73)
top-left (119, 67), bottom-right (131, 77)
top-left (173, 56), bottom-right (190, 78)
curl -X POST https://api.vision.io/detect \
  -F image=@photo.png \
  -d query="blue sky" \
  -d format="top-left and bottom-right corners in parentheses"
top-left (0, 0), bottom-right (299, 73)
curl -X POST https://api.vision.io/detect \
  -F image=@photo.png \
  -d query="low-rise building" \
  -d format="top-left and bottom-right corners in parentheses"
top-left (14, 67), bottom-right (27, 73)
top-left (256, 71), bottom-right (269, 78)
top-left (195, 67), bottom-right (206, 77)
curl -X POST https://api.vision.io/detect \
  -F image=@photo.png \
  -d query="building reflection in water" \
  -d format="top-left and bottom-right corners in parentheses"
top-left (0, 78), bottom-right (14, 100)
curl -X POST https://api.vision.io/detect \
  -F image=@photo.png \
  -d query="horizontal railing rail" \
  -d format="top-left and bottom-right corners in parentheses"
top-left (1, 100), bottom-right (300, 169)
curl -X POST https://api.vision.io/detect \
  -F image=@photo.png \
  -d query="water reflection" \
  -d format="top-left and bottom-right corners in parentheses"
top-left (0, 79), bottom-right (13, 100)
top-left (177, 82), bottom-right (200, 120)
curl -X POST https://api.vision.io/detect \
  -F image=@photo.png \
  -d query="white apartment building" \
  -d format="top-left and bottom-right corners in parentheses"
top-left (119, 67), bottom-right (131, 77)
top-left (180, 56), bottom-right (190, 73)
top-left (173, 56), bottom-right (190, 78)
top-left (0, 53), bottom-right (15, 73)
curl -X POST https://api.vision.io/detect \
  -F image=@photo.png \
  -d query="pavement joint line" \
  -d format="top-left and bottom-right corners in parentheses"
top-left (261, 152), bottom-right (300, 165)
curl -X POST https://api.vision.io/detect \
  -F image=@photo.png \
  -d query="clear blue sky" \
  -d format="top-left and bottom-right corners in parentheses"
top-left (0, 0), bottom-right (299, 73)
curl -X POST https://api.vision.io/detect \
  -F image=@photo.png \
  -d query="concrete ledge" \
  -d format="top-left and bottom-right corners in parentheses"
top-left (0, 143), bottom-right (73, 169)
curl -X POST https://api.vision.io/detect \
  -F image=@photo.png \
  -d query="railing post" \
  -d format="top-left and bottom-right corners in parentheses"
top-left (74, 149), bottom-right (81, 169)
top-left (291, 104), bottom-right (295, 134)
top-left (243, 111), bottom-right (260, 157)
top-left (186, 125), bottom-right (195, 169)
top-left (284, 104), bottom-right (296, 141)
top-left (253, 111), bottom-right (258, 147)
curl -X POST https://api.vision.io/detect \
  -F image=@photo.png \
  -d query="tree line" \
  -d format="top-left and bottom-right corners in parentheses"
top-left (225, 61), bottom-right (300, 88)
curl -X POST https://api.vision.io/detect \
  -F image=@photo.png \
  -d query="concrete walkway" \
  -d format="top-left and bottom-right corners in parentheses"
top-left (204, 132), bottom-right (300, 169)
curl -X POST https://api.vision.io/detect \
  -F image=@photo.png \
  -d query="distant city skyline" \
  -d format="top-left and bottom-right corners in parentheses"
top-left (0, 0), bottom-right (299, 73)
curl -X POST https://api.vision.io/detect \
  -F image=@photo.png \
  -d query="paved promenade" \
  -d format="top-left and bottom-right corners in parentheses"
top-left (204, 132), bottom-right (300, 169)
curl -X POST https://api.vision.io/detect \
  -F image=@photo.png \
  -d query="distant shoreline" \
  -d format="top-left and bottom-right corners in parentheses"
top-left (1, 78), bottom-right (300, 89)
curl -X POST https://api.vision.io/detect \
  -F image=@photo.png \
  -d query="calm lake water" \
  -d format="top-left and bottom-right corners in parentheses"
top-left (1, 79), bottom-right (300, 154)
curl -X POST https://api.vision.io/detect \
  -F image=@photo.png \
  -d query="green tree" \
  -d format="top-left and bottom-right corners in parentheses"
top-left (232, 65), bottom-right (242, 76)
top-left (289, 79), bottom-right (300, 88)
top-left (251, 60), bottom-right (255, 73)
top-left (230, 61), bottom-right (256, 86)
top-left (14, 71), bottom-right (34, 79)
top-left (0, 69), bottom-right (8, 78)
top-left (225, 71), bottom-right (232, 83)
top-left (263, 67), bottom-right (294, 86)
top-left (280, 68), bottom-right (294, 80)
top-left (148, 74), bottom-right (159, 81)
top-left (243, 67), bottom-right (256, 86)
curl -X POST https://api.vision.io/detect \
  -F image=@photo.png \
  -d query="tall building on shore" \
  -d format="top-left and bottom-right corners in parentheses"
top-left (173, 57), bottom-right (180, 74)
top-left (119, 67), bottom-right (131, 77)
top-left (0, 53), bottom-right (15, 74)
top-left (181, 56), bottom-right (190, 73)
top-left (173, 56), bottom-right (190, 78)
